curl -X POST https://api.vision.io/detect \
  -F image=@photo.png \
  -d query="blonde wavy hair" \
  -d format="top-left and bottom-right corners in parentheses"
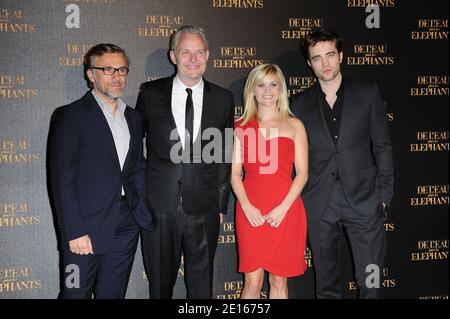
top-left (238, 63), bottom-right (292, 126)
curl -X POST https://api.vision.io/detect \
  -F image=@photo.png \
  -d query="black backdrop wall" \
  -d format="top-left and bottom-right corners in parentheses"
top-left (0, 0), bottom-right (448, 299)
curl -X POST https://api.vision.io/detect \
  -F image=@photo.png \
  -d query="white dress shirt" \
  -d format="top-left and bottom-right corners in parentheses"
top-left (92, 90), bottom-right (130, 195)
top-left (171, 76), bottom-right (204, 148)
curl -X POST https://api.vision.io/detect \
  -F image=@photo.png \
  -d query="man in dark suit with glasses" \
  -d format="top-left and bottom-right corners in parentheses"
top-left (50, 43), bottom-right (155, 298)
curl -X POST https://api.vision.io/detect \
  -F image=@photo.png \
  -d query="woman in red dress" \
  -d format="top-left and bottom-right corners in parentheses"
top-left (231, 64), bottom-right (308, 299)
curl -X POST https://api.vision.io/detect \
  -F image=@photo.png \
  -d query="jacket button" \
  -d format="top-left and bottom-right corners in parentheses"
top-left (331, 172), bottom-right (336, 176)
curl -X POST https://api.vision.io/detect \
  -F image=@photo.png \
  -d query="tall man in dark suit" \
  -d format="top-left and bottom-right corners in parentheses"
top-left (50, 43), bottom-right (155, 298)
top-left (136, 25), bottom-right (234, 299)
top-left (291, 28), bottom-right (394, 298)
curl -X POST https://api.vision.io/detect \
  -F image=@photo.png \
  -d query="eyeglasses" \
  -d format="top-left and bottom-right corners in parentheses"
top-left (91, 66), bottom-right (129, 76)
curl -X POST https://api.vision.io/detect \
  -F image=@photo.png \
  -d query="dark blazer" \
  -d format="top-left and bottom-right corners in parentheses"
top-left (136, 76), bottom-right (234, 215)
top-left (291, 79), bottom-right (394, 221)
top-left (50, 92), bottom-right (155, 254)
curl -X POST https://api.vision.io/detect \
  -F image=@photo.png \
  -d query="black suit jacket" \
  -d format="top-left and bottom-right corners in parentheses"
top-left (136, 76), bottom-right (235, 215)
top-left (50, 92), bottom-right (155, 254)
top-left (291, 79), bottom-right (394, 221)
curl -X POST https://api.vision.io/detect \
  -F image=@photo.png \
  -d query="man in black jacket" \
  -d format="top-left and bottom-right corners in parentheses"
top-left (136, 25), bottom-right (234, 299)
top-left (291, 28), bottom-right (394, 298)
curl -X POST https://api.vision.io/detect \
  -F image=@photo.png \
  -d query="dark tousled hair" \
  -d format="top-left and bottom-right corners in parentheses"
top-left (300, 27), bottom-right (342, 61)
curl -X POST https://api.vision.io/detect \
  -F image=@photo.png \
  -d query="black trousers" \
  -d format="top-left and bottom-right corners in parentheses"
top-left (307, 181), bottom-right (386, 299)
top-left (60, 201), bottom-right (140, 299)
top-left (141, 204), bottom-right (220, 299)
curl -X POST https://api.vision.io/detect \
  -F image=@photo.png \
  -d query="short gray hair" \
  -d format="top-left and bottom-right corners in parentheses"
top-left (170, 25), bottom-right (208, 52)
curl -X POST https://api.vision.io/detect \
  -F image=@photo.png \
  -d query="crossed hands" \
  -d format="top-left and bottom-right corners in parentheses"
top-left (242, 203), bottom-right (287, 228)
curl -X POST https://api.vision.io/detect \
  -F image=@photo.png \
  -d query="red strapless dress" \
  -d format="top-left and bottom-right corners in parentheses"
top-left (235, 119), bottom-right (307, 277)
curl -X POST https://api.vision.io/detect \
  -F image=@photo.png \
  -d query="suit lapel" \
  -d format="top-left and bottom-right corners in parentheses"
top-left (164, 77), bottom-right (181, 144)
top-left (165, 77), bottom-right (177, 131)
top-left (336, 79), bottom-right (351, 148)
top-left (84, 92), bottom-right (121, 172)
top-left (198, 79), bottom-right (213, 144)
top-left (123, 107), bottom-right (134, 172)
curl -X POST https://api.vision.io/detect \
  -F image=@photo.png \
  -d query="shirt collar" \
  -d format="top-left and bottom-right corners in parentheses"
top-left (173, 75), bottom-right (204, 93)
top-left (91, 90), bottom-right (126, 116)
top-left (320, 76), bottom-right (345, 97)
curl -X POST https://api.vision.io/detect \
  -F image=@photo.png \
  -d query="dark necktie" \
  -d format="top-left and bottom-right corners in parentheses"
top-left (185, 88), bottom-right (194, 149)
